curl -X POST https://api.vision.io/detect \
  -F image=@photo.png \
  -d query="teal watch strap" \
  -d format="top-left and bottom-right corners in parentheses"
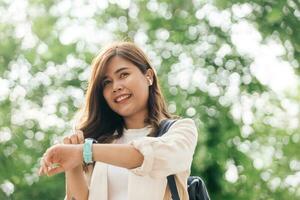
top-left (83, 138), bottom-right (94, 164)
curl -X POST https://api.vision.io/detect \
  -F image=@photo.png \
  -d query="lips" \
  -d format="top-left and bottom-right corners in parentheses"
top-left (114, 94), bottom-right (132, 103)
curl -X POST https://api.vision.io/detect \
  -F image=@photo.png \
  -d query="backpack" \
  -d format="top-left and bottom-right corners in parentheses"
top-left (157, 119), bottom-right (210, 200)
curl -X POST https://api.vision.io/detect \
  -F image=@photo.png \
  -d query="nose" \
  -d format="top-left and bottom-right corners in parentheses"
top-left (112, 81), bottom-right (123, 93)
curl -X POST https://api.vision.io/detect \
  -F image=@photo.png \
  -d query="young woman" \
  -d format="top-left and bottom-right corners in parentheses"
top-left (39, 42), bottom-right (198, 200)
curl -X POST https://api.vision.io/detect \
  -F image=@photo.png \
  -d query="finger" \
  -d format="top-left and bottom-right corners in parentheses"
top-left (77, 131), bottom-right (85, 144)
top-left (70, 135), bottom-right (78, 144)
top-left (47, 146), bottom-right (60, 163)
top-left (44, 151), bottom-right (53, 164)
top-left (39, 166), bottom-right (47, 176)
top-left (39, 157), bottom-right (49, 175)
top-left (38, 166), bottom-right (44, 176)
top-left (41, 165), bottom-right (48, 176)
top-left (44, 148), bottom-right (57, 169)
top-left (43, 157), bottom-right (53, 175)
top-left (63, 136), bottom-right (71, 144)
top-left (47, 165), bottom-right (65, 176)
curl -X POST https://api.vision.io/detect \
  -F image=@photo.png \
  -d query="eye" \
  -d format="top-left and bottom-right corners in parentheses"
top-left (102, 79), bottom-right (111, 87)
top-left (120, 72), bottom-right (129, 78)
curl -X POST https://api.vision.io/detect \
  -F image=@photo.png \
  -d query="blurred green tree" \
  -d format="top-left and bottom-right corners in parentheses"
top-left (0, 0), bottom-right (299, 199)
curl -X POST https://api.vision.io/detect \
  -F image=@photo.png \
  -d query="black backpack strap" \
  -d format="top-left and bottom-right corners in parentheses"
top-left (167, 175), bottom-right (180, 200)
top-left (156, 119), bottom-right (180, 200)
top-left (156, 119), bottom-right (177, 137)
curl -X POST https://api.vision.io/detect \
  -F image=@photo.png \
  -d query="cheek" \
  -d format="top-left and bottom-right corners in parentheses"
top-left (103, 90), bottom-right (111, 104)
top-left (135, 83), bottom-right (149, 102)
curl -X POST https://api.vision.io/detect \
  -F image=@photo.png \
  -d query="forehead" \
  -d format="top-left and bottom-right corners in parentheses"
top-left (103, 56), bottom-right (139, 77)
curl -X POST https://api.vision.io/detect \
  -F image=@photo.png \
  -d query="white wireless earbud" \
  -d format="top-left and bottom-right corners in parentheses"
top-left (147, 77), bottom-right (152, 85)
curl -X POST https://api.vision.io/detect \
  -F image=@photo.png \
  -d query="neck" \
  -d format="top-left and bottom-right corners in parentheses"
top-left (123, 111), bottom-right (148, 129)
top-left (124, 112), bottom-right (166, 129)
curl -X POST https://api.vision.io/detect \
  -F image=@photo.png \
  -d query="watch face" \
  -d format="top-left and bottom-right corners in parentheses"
top-left (83, 138), bottom-right (96, 164)
top-left (92, 139), bottom-right (98, 144)
top-left (85, 138), bottom-right (98, 144)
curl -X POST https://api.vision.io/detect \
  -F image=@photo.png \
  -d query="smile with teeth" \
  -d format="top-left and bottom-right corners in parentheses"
top-left (115, 94), bottom-right (131, 103)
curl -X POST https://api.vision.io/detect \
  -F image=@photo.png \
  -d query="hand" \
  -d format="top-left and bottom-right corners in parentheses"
top-left (38, 144), bottom-right (83, 176)
top-left (63, 129), bottom-right (85, 172)
top-left (38, 129), bottom-right (85, 176)
top-left (63, 129), bottom-right (84, 145)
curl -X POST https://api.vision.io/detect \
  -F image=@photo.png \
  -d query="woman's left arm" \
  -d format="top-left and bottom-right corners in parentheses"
top-left (39, 142), bottom-right (144, 176)
top-left (39, 118), bottom-right (197, 177)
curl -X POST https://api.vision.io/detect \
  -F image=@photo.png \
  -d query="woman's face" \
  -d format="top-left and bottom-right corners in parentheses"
top-left (102, 56), bottom-right (152, 119)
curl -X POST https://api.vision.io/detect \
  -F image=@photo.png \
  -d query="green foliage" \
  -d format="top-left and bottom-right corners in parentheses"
top-left (0, 0), bottom-right (299, 199)
top-left (215, 0), bottom-right (300, 74)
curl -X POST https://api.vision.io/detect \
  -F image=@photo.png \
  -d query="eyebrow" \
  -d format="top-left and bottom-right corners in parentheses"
top-left (103, 67), bottom-right (129, 80)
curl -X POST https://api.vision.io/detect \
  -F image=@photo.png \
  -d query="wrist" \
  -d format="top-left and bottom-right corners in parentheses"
top-left (83, 138), bottom-right (97, 165)
top-left (78, 144), bottom-right (84, 162)
top-left (65, 164), bottom-right (83, 173)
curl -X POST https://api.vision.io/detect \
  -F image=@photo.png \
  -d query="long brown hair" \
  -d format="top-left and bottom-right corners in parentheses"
top-left (76, 41), bottom-right (175, 143)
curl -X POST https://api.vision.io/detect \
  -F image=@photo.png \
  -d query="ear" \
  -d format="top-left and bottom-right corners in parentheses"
top-left (145, 69), bottom-right (154, 85)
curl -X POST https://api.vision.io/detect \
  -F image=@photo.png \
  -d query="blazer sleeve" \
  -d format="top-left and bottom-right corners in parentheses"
top-left (128, 118), bottom-right (198, 178)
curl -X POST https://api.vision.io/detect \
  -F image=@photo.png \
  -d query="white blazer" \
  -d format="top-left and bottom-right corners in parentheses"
top-left (88, 118), bottom-right (198, 200)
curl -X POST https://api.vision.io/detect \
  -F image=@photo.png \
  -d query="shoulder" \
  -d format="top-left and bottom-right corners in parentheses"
top-left (171, 117), bottom-right (197, 128)
top-left (163, 118), bottom-right (198, 146)
top-left (167, 118), bottom-right (198, 136)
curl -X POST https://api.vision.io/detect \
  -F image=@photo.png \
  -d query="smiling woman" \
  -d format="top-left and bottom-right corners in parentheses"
top-left (38, 41), bottom-right (198, 200)
top-left (102, 56), bottom-right (153, 126)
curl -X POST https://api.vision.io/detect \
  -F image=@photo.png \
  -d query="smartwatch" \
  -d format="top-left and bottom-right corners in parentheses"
top-left (83, 138), bottom-right (98, 165)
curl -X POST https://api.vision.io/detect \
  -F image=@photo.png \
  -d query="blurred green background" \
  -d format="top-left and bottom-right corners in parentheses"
top-left (1, 0), bottom-right (300, 199)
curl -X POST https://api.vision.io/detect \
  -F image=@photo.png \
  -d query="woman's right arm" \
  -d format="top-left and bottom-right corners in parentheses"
top-left (63, 132), bottom-right (89, 200)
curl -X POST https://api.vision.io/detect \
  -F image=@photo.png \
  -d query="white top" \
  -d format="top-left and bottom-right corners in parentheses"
top-left (88, 118), bottom-right (198, 200)
top-left (107, 126), bottom-right (151, 200)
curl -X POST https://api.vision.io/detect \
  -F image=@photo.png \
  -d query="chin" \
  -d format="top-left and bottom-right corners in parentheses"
top-left (117, 111), bottom-right (134, 118)
top-left (112, 108), bottom-right (132, 117)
